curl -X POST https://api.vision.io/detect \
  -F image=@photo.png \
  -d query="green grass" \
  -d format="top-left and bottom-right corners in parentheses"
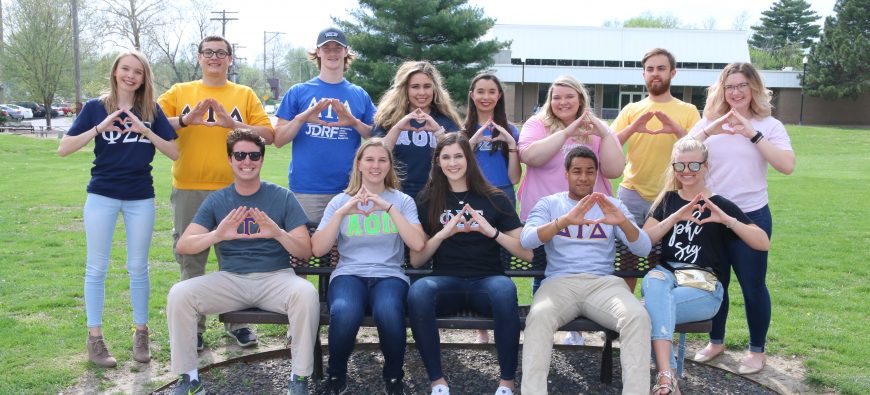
top-left (0, 126), bottom-right (868, 393)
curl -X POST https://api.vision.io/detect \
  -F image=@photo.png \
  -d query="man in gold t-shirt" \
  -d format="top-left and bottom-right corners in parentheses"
top-left (612, 48), bottom-right (700, 226)
top-left (158, 35), bottom-right (274, 350)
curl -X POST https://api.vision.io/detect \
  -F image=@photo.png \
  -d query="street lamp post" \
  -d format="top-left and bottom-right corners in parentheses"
top-left (520, 58), bottom-right (526, 122)
top-left (799, 56), bottom-right (807, 125)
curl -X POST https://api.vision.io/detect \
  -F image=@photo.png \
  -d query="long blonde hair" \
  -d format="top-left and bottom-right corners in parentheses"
top-left (100, 51), bottom-right (156, 121)
top-left (533, 75), bottom-right (591, 135)
top-left (374, 61), bottom-right (461, 130)
top-left (649, 138), bottom-right (709, 217)
top-left (344, 138), bottom-right (402, 195)
top-left (703, 62), bottom-right (772, 120)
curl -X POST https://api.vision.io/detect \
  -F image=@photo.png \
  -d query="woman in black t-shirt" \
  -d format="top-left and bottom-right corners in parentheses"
top-left (641, 139), bottom-right (770, 395)
top-left (408, 133), bottom-right (532, 395)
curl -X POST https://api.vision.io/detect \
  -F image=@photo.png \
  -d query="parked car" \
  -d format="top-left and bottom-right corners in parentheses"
top-left (52, 105), bottom-right (72, 116)
top-left (1, 104), bottom-right (33, 120)
top-left (15, 102), bottom-right (45, 117)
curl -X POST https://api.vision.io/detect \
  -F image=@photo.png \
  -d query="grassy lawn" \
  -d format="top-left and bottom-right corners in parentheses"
top-left (0, 125), bottom-right (867, 394)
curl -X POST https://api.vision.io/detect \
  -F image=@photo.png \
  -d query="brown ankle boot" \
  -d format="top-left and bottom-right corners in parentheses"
top-left (87, 334), bottom-right (117, 367)
top-left (132, 327), bottom-right (150, 363)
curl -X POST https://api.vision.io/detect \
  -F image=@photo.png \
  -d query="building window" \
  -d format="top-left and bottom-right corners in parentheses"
top-left (691, 90), bottom-right (707, 111)
top-left (542, 59), bottom-right (557, 65)
top-left (589, 60), bottom-right (604, 67)
top-left (526, 59), bottom-right (541, 65)
top-left (671, 86), bottom-right (684, 101)
top-left (573, 60), bottom-right (589, 66)
top-left (605, 60), bottom-right (621, 67)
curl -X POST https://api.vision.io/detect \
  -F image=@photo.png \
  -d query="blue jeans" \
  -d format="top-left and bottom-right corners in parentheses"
top-left (710, 205), bottom-right (773, 352)
top-left (83, 193), bottom-right (154, 327)
top-left (327, 275), bottom-right (408, 380)
top-left (408, 275), bottom-right (520, 382)
top-left (642, 265), bottom-right (724, 368)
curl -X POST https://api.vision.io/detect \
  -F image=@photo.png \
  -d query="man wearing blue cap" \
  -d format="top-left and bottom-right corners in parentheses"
top-left (274, 27), bottom-right (377, 224)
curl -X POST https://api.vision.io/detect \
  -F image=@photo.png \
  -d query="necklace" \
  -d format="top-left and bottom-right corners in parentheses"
top-left (452, 190), bottom-right (470, 205)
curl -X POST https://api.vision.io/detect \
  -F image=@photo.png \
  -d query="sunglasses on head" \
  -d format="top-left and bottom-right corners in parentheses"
top-left (232, 151), bottom-right (263, 161)
top-left (672, 161), bottom-right (705, 172)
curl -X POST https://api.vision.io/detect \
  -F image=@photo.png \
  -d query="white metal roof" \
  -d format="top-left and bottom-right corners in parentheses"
top-left (490, 25), bottom-right (751, 64)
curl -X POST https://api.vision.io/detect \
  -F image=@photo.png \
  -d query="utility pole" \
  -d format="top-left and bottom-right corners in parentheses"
top-left (210, 10), bottom-right (238, 37)
top-left (71, 0), bottom-right (82, 137)
top-left (229, 43), bottom-right (245, 83)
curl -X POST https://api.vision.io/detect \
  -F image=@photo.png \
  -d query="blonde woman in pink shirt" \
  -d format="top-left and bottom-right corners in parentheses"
top-left (517, 75), bottom-right (624, 222)
top-left (688, 62), bottom-right (795, 375)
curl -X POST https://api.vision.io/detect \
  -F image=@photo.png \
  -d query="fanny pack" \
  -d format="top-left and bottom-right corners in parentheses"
top-left (666, 263), bottom-right (719, 292)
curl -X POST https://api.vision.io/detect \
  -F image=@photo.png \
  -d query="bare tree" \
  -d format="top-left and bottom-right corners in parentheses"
top-left (99, 0), bottom-right (166, 51)
top-left (151, 0), bottom-right (216, 89)
top-left (1, 0), bottom-right (72, 128)
top-left (732, 11), bottom-right (751, 30)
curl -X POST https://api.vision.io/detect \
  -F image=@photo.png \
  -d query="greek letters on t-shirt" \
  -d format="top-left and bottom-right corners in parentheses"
top-left (100, 120), bottom-right (154, 145)
top-left (303, 97), bottom-right (354, 140)
top-left (346, 212), bottom-right (398, 236)
top-left (239, 215), bottom-right (259, 235)
top-left (555, 223), bottom-right (608, 240)
top-left (396, 130), bottom-right (438, 148)
top-left (179, 104), bottom-right (244, 124)
top-left (439, 209), bottom-right (484, 227)
top-left (668, 211), bottom-right (703, 263)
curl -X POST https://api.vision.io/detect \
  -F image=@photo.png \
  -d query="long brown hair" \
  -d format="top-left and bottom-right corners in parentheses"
top-left (101, 51), bottom-right (156, 121)
top-left (463, 73), bottom-right (512, 159)
top-left (344, 138), bottom-right (401, 195)
top-left (374, 61), bottom-right (462, 130)
top-left (418, 133), bottom-right (508, 236)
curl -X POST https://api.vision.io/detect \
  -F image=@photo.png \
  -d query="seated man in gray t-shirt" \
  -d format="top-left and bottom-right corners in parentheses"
top-left (167, 129), bottom-right (319, 395)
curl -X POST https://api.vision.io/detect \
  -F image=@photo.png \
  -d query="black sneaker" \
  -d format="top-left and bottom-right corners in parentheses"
top-left (383, 377), bottom-right (406, 395)
top-left (196, 333), bottom-right (204, 352)
top-left (173, 373), bottom-right (205, 395)
top-left (228, 328), bottom-right (258, 347)
top-left (318, 375), bottom-right (347, 395)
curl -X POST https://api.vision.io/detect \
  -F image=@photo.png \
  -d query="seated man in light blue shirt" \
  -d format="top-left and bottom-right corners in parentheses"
top-left (519, 146), bottom-right (652, 395)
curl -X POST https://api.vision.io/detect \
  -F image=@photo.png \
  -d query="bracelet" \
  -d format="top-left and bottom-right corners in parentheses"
top-left (94, 125), bottom-right (102, 134)
top-left (702, 128), bottom-right (710, 138)
top-left (489, 229), bottom-right (500, 239)
top-left (726, 218), bottom-right (738, 228)
top-left (508, 148), bottom-right (518, 153)
top-left (750, 131), bottom-right (764, 144)
top-left (386, 204), bottom-right (394, 213)
top-left (177, 114), bottom-right (187, 127)
top-left (553, 216), bottom-right (563, 230)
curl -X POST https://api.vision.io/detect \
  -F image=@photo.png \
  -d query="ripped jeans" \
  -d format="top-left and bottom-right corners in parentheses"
top-left (642, 264), bottom-right (723, 368)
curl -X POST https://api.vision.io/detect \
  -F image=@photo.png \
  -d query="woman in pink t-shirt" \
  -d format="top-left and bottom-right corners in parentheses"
top-left (688, 62), bottom-right (795, 375)
top-left (517, 75), bottom-right (624, 222)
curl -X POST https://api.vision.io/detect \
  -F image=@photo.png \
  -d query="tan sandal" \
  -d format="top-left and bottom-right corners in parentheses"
top-left (651, 370), bottom-right (680, 395)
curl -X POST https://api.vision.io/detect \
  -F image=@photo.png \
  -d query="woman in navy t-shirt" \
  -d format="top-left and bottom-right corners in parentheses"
top-left (408, 134), bottom-right (532, 395)
top-left (372, 61), bottom-right (462, 200)
top-left (58, 51), bottom-right (177, 367)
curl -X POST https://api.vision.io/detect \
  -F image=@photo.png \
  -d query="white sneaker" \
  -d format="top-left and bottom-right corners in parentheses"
top-left (495, 385), bottom-right (514, 395)
top-left (561, 331), bottom-right (585, 345)
top-left (431, 384), bottom-right (450, 395)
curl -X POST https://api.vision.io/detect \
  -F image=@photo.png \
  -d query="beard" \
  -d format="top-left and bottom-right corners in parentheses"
top-left (647, 77), bottom-right (672, 96)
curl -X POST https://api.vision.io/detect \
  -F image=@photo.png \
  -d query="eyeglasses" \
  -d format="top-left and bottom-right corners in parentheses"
top-left (672, 161), bottom-right (705, 172)
top-left (200, 49), bottom-right (229, 59)
top-left (724, 82), bottom-right (750, 92)
top-left (232, 151), bottom-right (263, 161)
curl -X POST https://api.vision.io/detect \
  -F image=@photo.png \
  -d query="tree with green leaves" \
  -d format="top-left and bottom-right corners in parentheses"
top-left (623, 12), bottom-right (682, 28)
top-left (334, 0), bottom-right (508, 103)
top-left (0, 0), bottom-right (72, 127)
top-left (804, 0), bottom-right (870, 99)
top-left (750, 0), bottom-right (821, 50)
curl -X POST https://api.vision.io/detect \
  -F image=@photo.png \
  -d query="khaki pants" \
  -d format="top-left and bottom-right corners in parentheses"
top-left (166, 268), bottom-right (320, 376)
top-left (521, 274), bottom-right (651, 395)
top-left (293, 193), bottom-right (336, 225)
top-left (171, 187), bottom-right (247, 333)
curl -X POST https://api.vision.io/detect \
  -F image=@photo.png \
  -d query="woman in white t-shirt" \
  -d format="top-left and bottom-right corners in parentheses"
top-left (311, 138), bottom-right (426, 395)
top-left (688, 62), bottom-right (795, 375)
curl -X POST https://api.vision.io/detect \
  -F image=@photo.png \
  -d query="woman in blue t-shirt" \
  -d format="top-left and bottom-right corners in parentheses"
top-left (311, 138), bottom-right (426, 395)
top-left (641, 139), bottom-right (769, 395)
top-left (408, 133), bottom-right (532, 395)
top-left (463, 73), bottom-right (521, 206)
top-left (372, 61), bottom-right (462, 200)
top-left (58, 51), bottom-right (178, 367)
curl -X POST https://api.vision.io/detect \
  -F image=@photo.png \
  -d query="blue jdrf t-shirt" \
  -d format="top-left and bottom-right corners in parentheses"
top-left (276, 77), bottom-right (376, 194)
